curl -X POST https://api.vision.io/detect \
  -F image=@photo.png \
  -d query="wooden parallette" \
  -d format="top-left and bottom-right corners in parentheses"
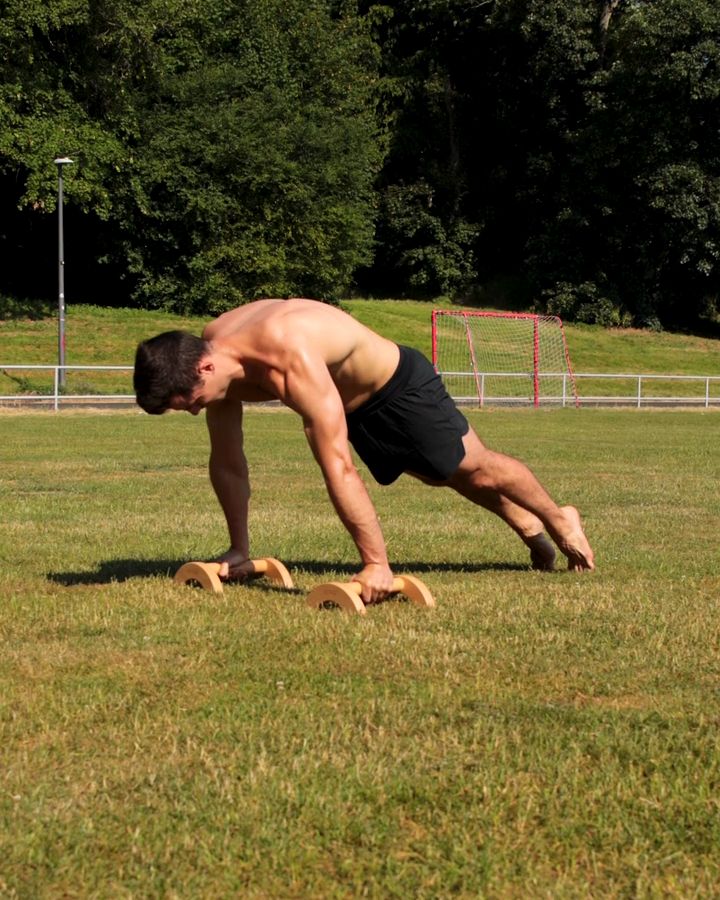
top-left (173, 557), bottom-right (294, 595)
top-left (306, 574), bottom-right (435, 615)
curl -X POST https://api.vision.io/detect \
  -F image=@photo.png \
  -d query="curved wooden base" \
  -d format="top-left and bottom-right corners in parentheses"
top-left (173, 561), bottom-right (224, 595)
top-left (173, 557), bottom-right (294, 594)
top-left (306, 574), bottom-right (435, 615)
top-left (306, 581), bottom-right (368, 615)
top-left (249, 557), bottom-right (295, 589)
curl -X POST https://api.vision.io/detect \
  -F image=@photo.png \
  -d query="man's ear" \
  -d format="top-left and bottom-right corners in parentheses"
top-left (197, 358), bottom-right (215, 375)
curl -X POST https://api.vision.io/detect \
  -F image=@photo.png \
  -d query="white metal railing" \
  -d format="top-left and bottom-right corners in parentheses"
top-left (0, 365), bottom-right (133, 411)
top-left (438, 371), bottom-right (720, 408)
top-left (574, 372), bottom-right (720, 408)
top-left (1, 365), bottom-right (720, 410)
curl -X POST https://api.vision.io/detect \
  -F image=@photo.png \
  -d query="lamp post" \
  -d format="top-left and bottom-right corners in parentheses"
top-left (54, 157), bottom-right (73, 390)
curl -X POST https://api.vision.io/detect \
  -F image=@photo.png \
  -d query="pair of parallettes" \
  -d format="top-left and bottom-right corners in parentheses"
top-left (173, 557), bottom-right (435, 616)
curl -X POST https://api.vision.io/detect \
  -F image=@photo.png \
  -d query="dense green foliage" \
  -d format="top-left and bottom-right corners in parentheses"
top-left (364, 0), bottom-right (720, 330)
top-left (1, 0), bottom-right (719, 328)
top-left (0, 0), bottom-right (382, 311)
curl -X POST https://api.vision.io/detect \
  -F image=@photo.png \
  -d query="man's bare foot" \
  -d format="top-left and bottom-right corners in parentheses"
top-left (558, 505), bottom-right (595, 571)
top-left (525, 532), bottom-right (557, 571)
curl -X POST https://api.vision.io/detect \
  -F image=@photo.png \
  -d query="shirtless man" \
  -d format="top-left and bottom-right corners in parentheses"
top-left (134, 298), bottom-right (594, 602)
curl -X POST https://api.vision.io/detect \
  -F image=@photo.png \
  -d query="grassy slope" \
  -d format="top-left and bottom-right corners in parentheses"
top-left (1, 299), bottom-right (720, 374)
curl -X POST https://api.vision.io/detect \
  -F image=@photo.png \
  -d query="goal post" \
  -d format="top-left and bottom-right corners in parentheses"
top-left (431, 310), bottom-right (579, 407)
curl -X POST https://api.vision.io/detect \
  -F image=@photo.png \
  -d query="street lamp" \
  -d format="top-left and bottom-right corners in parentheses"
top-left (54, 157), bottom-right (73, 390)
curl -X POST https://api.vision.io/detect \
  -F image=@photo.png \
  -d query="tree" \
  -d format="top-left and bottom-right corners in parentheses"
top-left (357, 0), bottom-right (488, 298)
top-left (120, 0), bottom-right (384, 312)
top-left (525, 0), bottom-right (720, 328)
top-left (363, 0), bottom-right (720, 329)
top-left (0, 0), bottom-right (180, 304)
top-left (0, 0), bottom-right (385, 312)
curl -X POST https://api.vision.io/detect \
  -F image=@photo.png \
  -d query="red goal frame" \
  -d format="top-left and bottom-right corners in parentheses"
top-left (431, 310), bottom-right (579, 408)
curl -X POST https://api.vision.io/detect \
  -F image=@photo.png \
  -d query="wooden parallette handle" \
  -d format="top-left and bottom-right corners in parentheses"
top-left (173, 557), bottom-right (294, 595)
top-left (306, 574), bottom-right (435, 615)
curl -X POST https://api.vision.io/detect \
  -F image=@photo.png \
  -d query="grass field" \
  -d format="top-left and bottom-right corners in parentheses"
top-left (1, 405), bottom-right (719, 896)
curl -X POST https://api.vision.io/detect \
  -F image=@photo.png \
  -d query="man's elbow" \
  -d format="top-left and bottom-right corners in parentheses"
top-left (322, 452), bottom-right (360, 487)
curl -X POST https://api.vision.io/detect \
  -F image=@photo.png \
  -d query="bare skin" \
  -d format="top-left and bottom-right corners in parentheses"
top-left (167, 298), bottom-right (594, 602)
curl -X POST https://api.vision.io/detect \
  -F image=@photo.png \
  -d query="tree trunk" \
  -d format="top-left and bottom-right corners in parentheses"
top-left (599, 0), bottom-right (622, 63)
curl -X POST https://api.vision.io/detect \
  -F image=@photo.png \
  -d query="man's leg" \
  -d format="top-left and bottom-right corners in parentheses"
top-left (442, 427), bottom-right (594, 571)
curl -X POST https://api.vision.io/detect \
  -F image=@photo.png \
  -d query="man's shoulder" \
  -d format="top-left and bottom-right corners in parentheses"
top-left (202, 306), bottom-right (247, 340)
top-left (203, 299), bottom-right (296, 342)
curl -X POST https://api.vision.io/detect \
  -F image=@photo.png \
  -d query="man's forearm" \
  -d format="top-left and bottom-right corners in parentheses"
top-left (209, 458), bottom-right (250, 557)
top-left (323, 467), bottom-right (389, 567)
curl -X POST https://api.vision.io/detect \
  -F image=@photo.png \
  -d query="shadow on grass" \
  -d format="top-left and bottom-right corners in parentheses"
top-left (46, 558), bottom-right (304, 594)
top-left (47, 558), bottom-right (183, 585)
top-left (47, 556), bottom-right (526, 588)
top-left (286, 559), bottom-right (526, 575)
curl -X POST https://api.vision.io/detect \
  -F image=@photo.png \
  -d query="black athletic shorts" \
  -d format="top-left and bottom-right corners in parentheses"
top-left (346, 345), bottom-right (469, 485)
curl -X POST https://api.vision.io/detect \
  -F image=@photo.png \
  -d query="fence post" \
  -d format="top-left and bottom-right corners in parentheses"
top-left (53, 367), bottom-right (59, 412)
top-left (637, 375), bottom-right (642, 409)
top-left (706, 378), bottom-right (710, 409)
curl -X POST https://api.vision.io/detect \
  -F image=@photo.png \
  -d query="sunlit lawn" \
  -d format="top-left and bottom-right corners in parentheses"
top-left (1, 407), bottom-right (719, 896)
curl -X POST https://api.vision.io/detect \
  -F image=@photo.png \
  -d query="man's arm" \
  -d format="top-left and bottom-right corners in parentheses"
top-left (279, 346), bottom-right (395, 603)
top-left (205, 398), bottom-right (252, 577)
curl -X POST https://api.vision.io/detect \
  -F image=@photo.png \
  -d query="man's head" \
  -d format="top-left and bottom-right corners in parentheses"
top-left (134, 330), bottom-right (208, 414)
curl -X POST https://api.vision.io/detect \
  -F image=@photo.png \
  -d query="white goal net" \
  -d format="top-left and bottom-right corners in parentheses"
top-left (431, 310), bottom-right (579, 407)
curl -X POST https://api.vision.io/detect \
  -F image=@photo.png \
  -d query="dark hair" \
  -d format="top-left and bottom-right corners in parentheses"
top-left (134, 330), bottom-right (208, 414)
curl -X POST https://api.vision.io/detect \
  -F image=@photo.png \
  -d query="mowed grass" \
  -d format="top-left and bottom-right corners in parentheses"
top-left (1, 406), bottom-right (719, 896)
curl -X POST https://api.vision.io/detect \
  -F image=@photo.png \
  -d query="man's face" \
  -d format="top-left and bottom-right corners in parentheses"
top-left (168, 383), bottom-right (206, 415)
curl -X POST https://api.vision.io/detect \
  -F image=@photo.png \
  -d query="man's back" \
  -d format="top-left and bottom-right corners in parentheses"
top-left (204, 298), bottom-right (400, 412)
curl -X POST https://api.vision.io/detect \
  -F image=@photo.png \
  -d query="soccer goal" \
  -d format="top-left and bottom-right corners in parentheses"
top-left (431, 310), bottom-right (579, 407)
